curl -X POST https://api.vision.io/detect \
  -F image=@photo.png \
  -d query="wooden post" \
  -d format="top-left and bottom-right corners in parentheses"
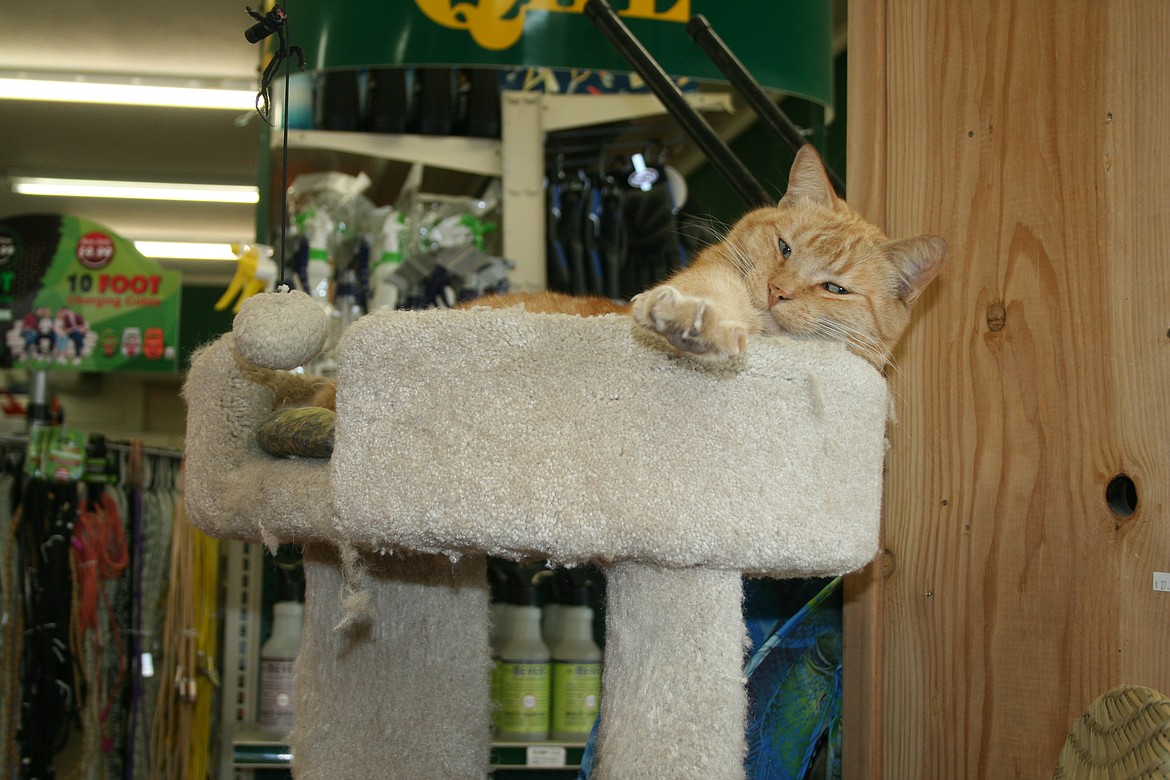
top-left (846, 1), bottom-right (1170, 777)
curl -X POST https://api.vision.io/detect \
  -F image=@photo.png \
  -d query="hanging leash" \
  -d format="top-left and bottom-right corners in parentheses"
top-left (73, 492), bottom-right (128, 632)
top-left (14, 479), bottom-right (80, 774)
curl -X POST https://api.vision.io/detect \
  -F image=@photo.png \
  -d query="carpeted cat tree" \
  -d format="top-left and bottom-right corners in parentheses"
top-left (184, 290), bottom-right (889, 779)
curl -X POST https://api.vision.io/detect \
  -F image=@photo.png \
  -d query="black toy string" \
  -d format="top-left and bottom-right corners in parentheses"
top-left (246, 4), bottom-right (303, 286)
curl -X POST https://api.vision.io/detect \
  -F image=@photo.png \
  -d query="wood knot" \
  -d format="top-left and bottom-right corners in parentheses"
top-left (986, 301), bottom-right (1007, 332)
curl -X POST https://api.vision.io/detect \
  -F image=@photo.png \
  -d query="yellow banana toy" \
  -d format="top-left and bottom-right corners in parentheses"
top-left (215, 244), bottom-right (277, 312)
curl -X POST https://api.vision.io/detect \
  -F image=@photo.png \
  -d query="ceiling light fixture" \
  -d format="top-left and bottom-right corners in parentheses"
top-left (11, 177), bottom-right (259, 204)
top-left (134, 241), bottom-right (241, 261)
top-left (0, 72), bottom-right (256, 110)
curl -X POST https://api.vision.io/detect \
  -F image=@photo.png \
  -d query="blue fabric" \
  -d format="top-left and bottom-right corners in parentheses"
top-left (743, 577), bottom-right (842, 780)
top-left (576, 713), bottom-right (600, 779)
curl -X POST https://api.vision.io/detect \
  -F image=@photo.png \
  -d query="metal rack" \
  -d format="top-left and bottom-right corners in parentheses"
top-left (219, 540), bottom-right (267, 780)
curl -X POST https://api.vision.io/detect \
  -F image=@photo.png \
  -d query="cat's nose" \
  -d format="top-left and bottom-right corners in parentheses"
top-left (768, 283), bottom-right (791, 308)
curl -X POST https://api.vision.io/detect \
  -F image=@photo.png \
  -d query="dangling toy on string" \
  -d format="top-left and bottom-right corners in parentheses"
top-left (244, 4), bottom-right (304, 289)
top-left (245, 5), bottom-right (304, 125)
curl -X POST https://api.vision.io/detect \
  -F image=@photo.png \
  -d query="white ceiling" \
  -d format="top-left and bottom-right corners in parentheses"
top-left (0, 1), bottom-right (263, 246)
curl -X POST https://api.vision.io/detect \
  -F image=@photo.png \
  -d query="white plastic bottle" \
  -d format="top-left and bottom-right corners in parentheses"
top-left (492, 574), bottom-right (551, 741)
top-left (258, 601), bottom-right (304, 733)
top-left (302, 211), bottom-right (334, 304)
top-left (369, 209), bottom-right (407, 312)
top-left (550, 575), bottom-right (602, 741)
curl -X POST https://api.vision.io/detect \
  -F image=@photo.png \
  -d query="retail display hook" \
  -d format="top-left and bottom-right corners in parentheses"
top-left (685, 14), bottom-right (846, 198)
top-left (582, 0), bottom-right (773, 209)
top-left (582, 0), bottom-right (846, 205)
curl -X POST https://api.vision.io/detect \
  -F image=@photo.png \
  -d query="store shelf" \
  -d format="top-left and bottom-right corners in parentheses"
top-left (490, 740), bottom-right (586, 770)
top-left (536, 90), bottom-right (733, 132)
top-left (279, 92), bottom-right (733, 172)
top-left (232, 723), bottom-right (294, 769)
top-left (233, 726), bottom-right (585, 772)
top-left (284, 129), bottom-right (504, 176)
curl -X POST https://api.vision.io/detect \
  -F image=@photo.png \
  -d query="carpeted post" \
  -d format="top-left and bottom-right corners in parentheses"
top-left (596, 563), bottom-right (747, 780)
top-left (292, 545), bottom-right (492, 779)
top-left (185, 292), bottom-right (891, 779)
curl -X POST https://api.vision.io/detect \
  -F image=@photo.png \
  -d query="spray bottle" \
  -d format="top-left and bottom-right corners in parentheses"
top-left (368, 208), bottom-right (407, 312)
top-left (301, 208), bottom-right (334, 304)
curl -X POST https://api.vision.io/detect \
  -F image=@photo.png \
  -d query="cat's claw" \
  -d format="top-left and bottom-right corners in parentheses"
top-left (632, 285), bottom-right (746, 362)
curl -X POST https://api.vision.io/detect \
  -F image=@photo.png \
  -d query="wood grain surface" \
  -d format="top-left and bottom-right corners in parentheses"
top-left (845, 1), bottom-right (1170, 777)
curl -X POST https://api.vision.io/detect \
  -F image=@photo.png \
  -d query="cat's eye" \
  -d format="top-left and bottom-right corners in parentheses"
top-left (778, 238), bottom-right (792, 259)
top-left (824, 282), bottom-right (849, 295)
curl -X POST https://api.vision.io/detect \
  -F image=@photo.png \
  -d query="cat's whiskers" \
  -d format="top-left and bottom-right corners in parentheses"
top-left (817, 320), bottom-right (884, 363)
top-left (819, 318), bottom-right (907, 385)
top-left (691, 213), bottom-right (732, 241)
top-left (815, 319), bottom-right (893, 374)
top-left (720, 239), bottom-right (755, 276)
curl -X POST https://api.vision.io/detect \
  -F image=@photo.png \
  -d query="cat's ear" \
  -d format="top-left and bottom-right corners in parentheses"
top-left (780, 145), bottom-right (836, 207)
top-left (884, 235), bottom-right (947, 305)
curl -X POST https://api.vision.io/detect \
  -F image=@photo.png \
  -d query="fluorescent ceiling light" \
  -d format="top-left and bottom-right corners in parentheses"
top-left (0, 72), bottom-right (255, 110)
top-left (134, 241), bottom-right (240, 261)
top-left (11, 177), bottom-right (259, 204)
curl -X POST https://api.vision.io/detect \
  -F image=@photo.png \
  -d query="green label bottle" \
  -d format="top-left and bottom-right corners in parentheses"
top-left (492, 599), bottom-right (551, 741)
top-left (493, 658), bottom-right (551, 740)
top-left (551, 660), bottom-right (601, 738)
top-left (549, 603), bottom-right (602, 741)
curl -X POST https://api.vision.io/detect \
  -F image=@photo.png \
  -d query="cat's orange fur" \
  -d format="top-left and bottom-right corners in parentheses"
top-left (307, 145), bottom-right (944, 411)
top-left (630, 145), bottom-right (946, 370)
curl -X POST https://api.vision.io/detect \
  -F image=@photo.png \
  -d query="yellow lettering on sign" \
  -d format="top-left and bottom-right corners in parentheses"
top-left (414, 1), bottom-right (525, 51)
top-left (622, 0), bottom-right (689, 23)
top-left (530, 0), bottom-right (588, 10)
top-left (415, 0), bottom-right (692, 51)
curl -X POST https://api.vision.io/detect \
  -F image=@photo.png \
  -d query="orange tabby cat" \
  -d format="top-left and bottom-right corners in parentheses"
top-left (632, 145), bottom-right (945, 370)
top-left (307, 144), bottom-right (943, 411)
top-left (460, 290), bottom-right (630, 317)
top-left (476, 144), bottom-right (945, 371)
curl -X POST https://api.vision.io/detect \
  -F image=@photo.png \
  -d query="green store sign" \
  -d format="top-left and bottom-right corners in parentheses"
top-left (0, 215), bottom-right (181, 373)
top-left (292, 0), bottom-right (832, 107)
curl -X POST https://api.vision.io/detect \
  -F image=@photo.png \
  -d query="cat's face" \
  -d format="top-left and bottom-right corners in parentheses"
top-left (721, 147), bottom-right (946, 368)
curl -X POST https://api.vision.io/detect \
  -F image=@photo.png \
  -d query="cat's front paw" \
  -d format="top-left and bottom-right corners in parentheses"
top-left (631, 285), bottom-right (748, 362)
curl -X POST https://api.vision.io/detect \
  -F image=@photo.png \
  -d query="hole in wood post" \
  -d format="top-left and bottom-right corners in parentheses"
top-left (1106, 474), bottom-right (1138, 518)
top-left (986, 302), bottom-right (1006, 332)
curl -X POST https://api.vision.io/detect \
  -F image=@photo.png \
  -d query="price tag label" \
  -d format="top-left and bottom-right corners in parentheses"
top-left (526, 745), bottom-right (567, 767)
top-left (1153, 572), bottom-right (1170, 592)
top-left (76, 231), bottom-right (115, 269)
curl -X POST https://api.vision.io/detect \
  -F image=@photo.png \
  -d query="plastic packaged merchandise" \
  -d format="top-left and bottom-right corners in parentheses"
top-left (367, 207), bottom-right (407, 312)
